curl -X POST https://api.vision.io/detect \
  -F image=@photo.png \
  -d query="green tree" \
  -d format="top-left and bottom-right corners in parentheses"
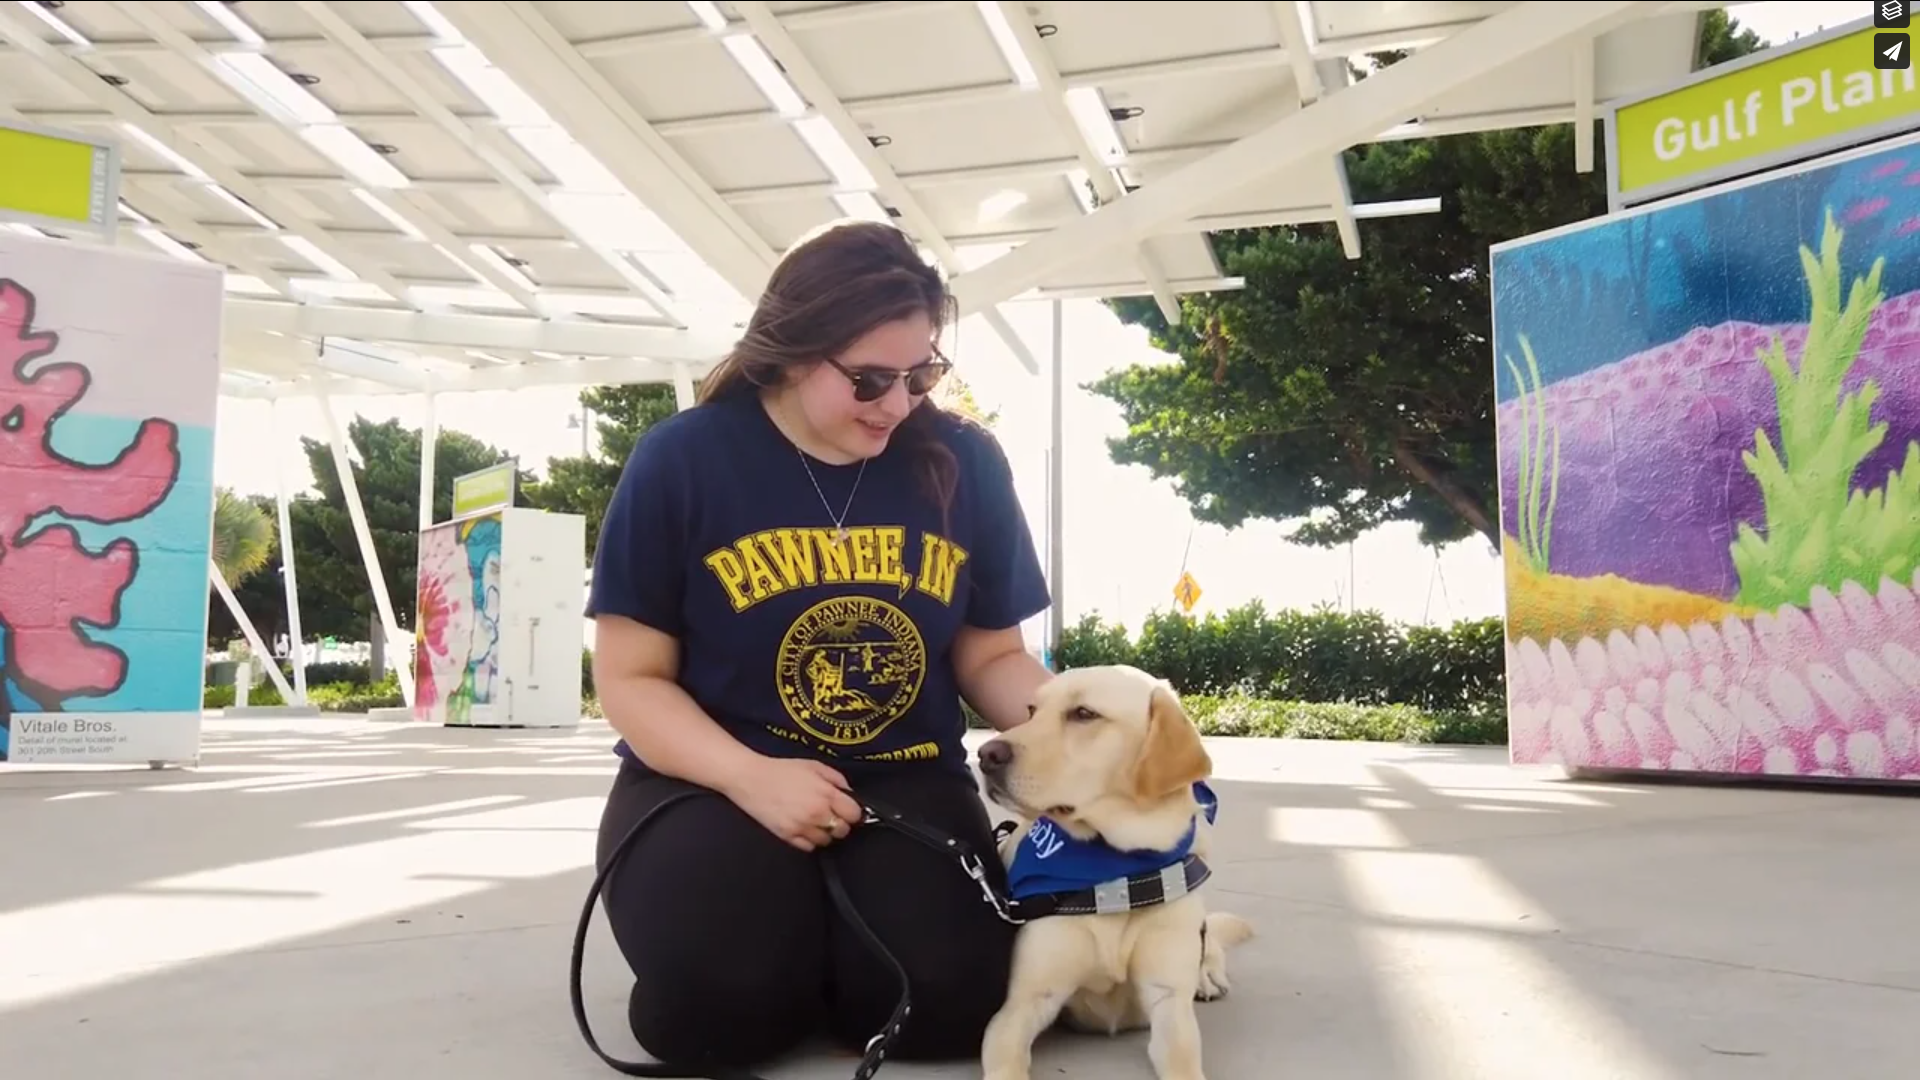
top-left (1089, 10), bottom-right (1766, 550)
top-left (524, 382), bottom-right (684, 556)
top-left (206, 492), bottom-right (288, 648)
top-left (210, 487), bottom-right (276, 586)
top-left (289, 417), bottom-right (530, 639)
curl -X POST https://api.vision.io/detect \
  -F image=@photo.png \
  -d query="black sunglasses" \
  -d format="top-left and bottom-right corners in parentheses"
top-left (824, 353), bottom-right (952, 403)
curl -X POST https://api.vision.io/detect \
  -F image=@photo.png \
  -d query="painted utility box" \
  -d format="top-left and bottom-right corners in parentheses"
top-left (413, 507), bottom-right (586, 728)
top-left (1492, 131), bottom-right (1920, 781)
top-left (0, 233), bottom-right (221, 765)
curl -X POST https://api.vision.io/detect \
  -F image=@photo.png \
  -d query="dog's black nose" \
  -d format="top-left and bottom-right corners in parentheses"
top-left (977, 739), bottom-right (1014, 774)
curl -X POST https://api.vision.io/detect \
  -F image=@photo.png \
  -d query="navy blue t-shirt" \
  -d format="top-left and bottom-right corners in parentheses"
top-left (587, 392), bottom-right (1050, 779)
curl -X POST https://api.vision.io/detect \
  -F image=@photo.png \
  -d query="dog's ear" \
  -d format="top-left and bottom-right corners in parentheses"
top-left (1130, 681), bottom-right (1212, 801)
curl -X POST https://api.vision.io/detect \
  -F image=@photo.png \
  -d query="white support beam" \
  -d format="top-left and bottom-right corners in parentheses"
top-left (985, 1), bottom-right (1182, 323)
top-left (0, 4), bottom-right (411, 301)
top-left (1029, 276), bottom-right (1244, 303)
top-left (210, 560), bottom-right (298, 704)
top-left (316, 392), bottom-right (416, 708)
top-left (671, 363), bottom-right (698, 411)
top-left (222, 300), bottom-right (735, 361)
top-left (272, 398), bottom-right (309, 704)
top-left (1271, 3), bottom-right (1362, 259)
top-left (1572, 34), bottom-right (1598, 173)
top-left (430, 0), bottom-right (781, 299)
top-left (731, 0), bottom-right (1041, 374)
top-left (112, 181), bottom-right (297, 295)
top-left (418, 391), bottom-right (439, 531)
top-left (112, 0), bottom-right (528, 308)
top-left (1045, 298), bottom-right (1065, 661)
top-left (950, 0), bottom-right (1663, 313)
top-left (312, 342), bottom-right (433, 390)
top-left (291, 0), bottom-right (678, 320)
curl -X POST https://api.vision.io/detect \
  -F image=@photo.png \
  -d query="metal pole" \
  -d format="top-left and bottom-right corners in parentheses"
top-left (318, 390), bottom-right (416, 707)
top-left (1047, 299), bottom-right (1065, 668)
top-left (273, 397), bottom-right (308, 704)
top-left (417, 389), bottom-right (438, 531)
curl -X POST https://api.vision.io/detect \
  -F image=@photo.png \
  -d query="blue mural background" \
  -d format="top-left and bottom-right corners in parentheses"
top-left (1493, 138), bottom-right (1920, 400)
top-left (0, 416), bottom-right (214, 725)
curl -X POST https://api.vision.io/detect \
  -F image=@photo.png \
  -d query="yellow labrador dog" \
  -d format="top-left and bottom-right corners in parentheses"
top-left (974, 665), bottom-right (1253, 1080)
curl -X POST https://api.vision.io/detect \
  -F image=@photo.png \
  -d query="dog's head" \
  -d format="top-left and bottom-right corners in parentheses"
top-left (977, 665), bottom-right (1212, 848)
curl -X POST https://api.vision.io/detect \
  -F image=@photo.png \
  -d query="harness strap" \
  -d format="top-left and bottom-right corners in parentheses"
top-left (569, 790), bottom-right (1006, 1080)
top-left (989, 819), bottom-right (1213, 920)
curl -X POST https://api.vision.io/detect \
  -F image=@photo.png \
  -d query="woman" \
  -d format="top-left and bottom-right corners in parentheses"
top-left (587, 219), bottom-right (1054, 1071)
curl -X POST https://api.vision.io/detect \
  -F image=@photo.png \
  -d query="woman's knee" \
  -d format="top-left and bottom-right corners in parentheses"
top-left (872, 947), bottom-right (1013, 1061)
top-left (823, 772), bottom-right (1019, 1061)
top-left (595, 769), bottom-right (829, 1066)
top-left (628, 962), bottom-right (821, 1068)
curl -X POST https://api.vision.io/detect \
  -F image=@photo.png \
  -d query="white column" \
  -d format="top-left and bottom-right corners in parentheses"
top-left (417, 389), bottom-right (439, 531)
top-left (316, 390), bottom-right (416, 707)
top-left (1046, 299), bottom-right (1065, 668)
top-left (272, 397), bottom-right (308, 704)
top-left (210, 559), bottom-right (296, 703)
top-left (671, 362), bottom-right (697, 411)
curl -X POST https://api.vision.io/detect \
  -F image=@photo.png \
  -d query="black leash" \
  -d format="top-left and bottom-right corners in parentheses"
top-left (569, 791), bottom-right (1213, 1078)
top-left (568, 790), bottom-right (1019, 1080)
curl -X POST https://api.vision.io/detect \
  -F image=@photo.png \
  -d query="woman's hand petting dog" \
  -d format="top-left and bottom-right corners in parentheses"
top-left (727, 756), bottom-right (864, 852)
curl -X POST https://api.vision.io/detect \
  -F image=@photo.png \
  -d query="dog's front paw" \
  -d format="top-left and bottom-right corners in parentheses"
top-left (1195, 963), bottom-right (1231, 1001)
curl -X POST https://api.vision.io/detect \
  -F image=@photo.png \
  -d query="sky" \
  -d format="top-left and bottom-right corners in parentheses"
top-left (209, 2), bottom-right (1836, 640)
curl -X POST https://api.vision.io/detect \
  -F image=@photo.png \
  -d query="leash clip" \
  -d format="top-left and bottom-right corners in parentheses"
top-left (960, 851), bottom-right (1025, 926)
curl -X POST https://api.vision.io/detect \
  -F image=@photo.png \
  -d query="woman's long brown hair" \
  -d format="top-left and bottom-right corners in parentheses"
top-left (698, 219), bottom-right (962, 513)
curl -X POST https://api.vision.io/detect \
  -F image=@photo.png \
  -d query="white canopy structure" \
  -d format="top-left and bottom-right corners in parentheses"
top-left (0, 0), bottom-right (1728, 707)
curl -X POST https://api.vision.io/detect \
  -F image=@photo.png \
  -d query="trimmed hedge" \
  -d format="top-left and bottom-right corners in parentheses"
top-left (211, 605), bottom-right (1512, 747)
top-left (1055, 603), bottom-right (1505, 718)
top-left (962, 694), bottom-right (1503, 745)
top-left (204, 674), bottom-right (405, 713)
top-left (217, 684), bottom-right (1499, 745)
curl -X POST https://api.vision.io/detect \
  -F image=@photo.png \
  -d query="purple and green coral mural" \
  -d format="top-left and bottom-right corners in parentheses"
top-left (1491, 135), bottom-right (1920, 781)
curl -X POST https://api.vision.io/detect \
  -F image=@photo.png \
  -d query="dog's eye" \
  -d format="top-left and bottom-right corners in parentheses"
top-left (1068, 705), bottom-right (1099, 722)
top-left (1026, 703), bottom-right (1036, 718)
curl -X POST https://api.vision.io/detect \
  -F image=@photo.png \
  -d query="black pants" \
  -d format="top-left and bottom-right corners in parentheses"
top-left (594, 761), bottom-right (1016, 1070)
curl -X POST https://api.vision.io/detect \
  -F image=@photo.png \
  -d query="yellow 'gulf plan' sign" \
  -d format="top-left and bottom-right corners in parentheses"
top-left (0, 120), bottom-right (119, 235)
top-left (1605, 18), bottom-right (1920, 210)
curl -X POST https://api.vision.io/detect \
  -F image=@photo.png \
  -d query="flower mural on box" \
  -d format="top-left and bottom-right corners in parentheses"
top-left (0, 279), bottom-right (181, 721)
top-left (412, 512), bottom-right (502, 725)
top-left (1492, 140), bottom-right (1920, 780)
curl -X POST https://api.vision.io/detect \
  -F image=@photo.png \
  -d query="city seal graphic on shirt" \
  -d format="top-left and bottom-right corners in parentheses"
top-left (777, 595), bottom-right (927, 747)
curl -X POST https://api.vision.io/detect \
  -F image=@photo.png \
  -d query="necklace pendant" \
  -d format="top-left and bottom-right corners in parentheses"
top-left (833, 525), bottom-right (850, 546)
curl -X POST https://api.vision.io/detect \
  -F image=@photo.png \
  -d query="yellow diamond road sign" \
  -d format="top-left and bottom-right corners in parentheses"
top-left (1173, 571), bottom-right (1202, 613)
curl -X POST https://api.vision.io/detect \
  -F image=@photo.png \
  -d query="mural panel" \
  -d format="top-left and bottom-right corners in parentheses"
top-left (1492, 136), bottom-right (1920, 780)
top-left (0, 235), bottom-right (221, 764)
top-left (413, 513), bottom-right (504, 726)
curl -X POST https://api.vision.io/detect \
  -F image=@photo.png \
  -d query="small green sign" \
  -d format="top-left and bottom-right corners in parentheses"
top-left (451, 460), bottom-right (517, 519)
top-left (1607, 19), bottom-right (1920, 210)
top-left (0, 119), bottom-right (119, 236)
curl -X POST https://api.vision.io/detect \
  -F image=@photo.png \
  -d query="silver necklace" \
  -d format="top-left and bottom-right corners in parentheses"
top-left (797, 450), bottom-right (866, 546)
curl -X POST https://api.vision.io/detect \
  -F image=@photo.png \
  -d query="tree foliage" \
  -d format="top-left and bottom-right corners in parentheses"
top-left (1090, 10), bottom-right (1766, 551)
top-left (210, 487), bottom-right (276, 586)
top-left (523, 382), bottom-right (685, 556)
top-left (209, 419), bottom-right (526, 646)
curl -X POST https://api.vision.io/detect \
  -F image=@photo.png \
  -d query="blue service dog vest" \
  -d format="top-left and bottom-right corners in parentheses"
top-left (1004, 782), bottom-right (1219, 912)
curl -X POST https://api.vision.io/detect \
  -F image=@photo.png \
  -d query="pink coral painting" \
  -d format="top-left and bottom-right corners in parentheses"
top-left (0, 279), bottom-right (181, 714)
top-left (1491, 137), bottom-right (1920, 781)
